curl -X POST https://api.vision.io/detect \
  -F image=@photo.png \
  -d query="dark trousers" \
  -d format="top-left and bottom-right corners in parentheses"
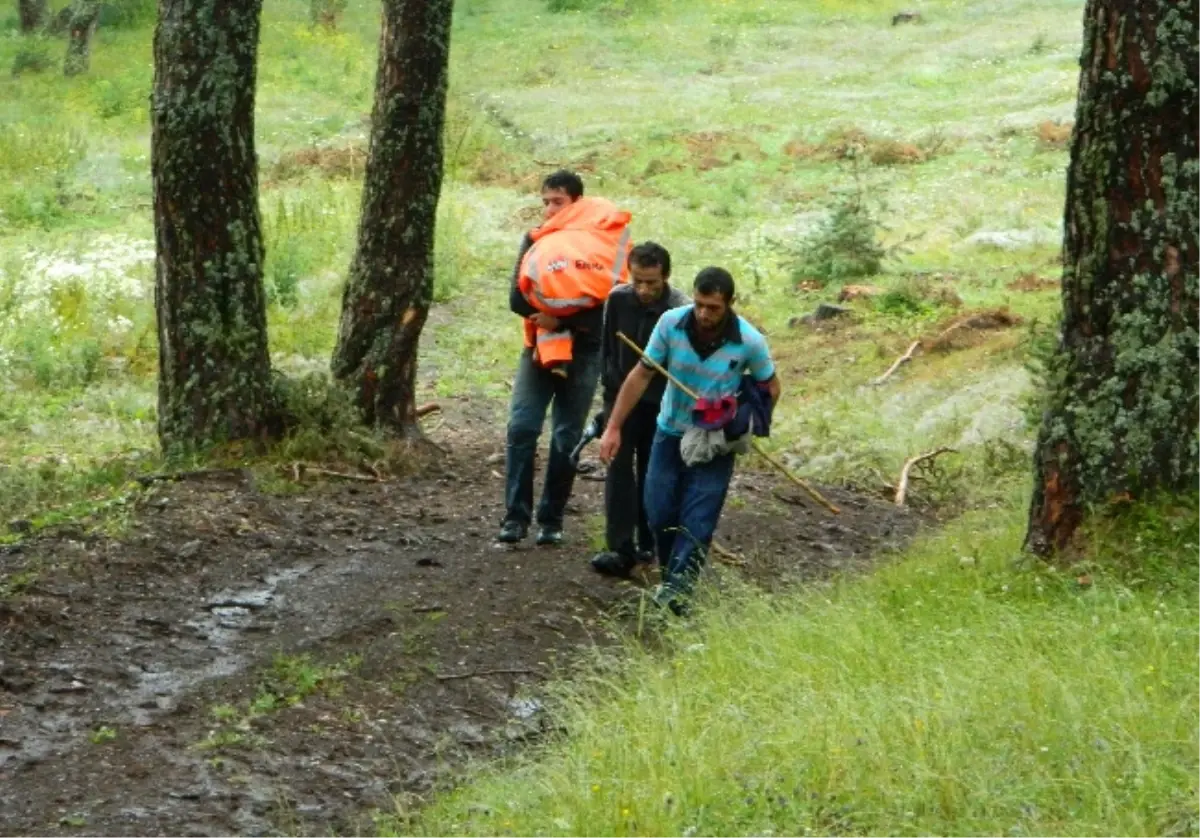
top-left (604, 400), bottom-right (658, 557)
top-left (504, 347), bottom-right (601, 528)
top-left (644, 431), bottom-right (735, 592)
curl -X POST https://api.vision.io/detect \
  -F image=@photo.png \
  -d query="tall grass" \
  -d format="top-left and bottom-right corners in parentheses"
top-left (398, 494), bottom-right (1199, 836)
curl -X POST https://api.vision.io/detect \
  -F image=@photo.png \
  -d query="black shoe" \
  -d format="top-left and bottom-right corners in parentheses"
top-left (535, 525), bottom-right (563, 547)
top-left (591, 551), bottom-right (638, 578)
top-left (651, 583), bottom-right (690, 617)
top-left (497, 520), bottom-right (528, 544)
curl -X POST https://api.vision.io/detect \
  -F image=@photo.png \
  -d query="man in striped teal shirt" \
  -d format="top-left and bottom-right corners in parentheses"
top-left (599, 267), bottom-right (781, 613)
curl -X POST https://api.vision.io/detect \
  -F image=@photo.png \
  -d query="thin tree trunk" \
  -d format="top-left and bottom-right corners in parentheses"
top-left (1026, 0), bottom-right (1198, 555)
top-left (331, 0), bottom-right (453, 434)
top-left (18, 0), bottom-right (48, 32)
top-left (152, 0), bottom-right (278, 453)
top-left (63, 0), bottom-right (100, 76)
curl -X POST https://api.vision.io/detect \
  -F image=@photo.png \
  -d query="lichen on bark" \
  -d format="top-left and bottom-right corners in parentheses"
top-left (331, 0), bottom-right (454, 434)
top-left (1027, 0), bottom-right (1199, 554)
top-left (152, 0), bottom-right (278, 454)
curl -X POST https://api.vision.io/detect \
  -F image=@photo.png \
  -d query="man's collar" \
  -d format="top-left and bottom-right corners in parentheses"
top-left (678, 307), bottom-right (743, 344)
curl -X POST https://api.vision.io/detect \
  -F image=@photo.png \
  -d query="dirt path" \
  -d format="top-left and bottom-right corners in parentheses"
top-left (0, 409), bottom-right (918, 836)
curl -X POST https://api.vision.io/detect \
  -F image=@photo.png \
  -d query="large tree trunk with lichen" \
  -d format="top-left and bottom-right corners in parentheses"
top-left (152, 0), bottom-right (277, 453)
top-left (18, 0), bottom-right (48, 32)
top-left (63, 0), bottom-right (100, 75)
top-left (331, 0), bottom-right (452, 434)
top-left (1026, 0), bottom-right (1198, 555)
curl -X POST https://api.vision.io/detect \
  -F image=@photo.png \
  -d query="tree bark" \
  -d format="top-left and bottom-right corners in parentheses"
top-left (18, 0), bottom-right (48, 32)
top-left (63, 0), bottom-right (100, 76)
top-left (151, 0), bottom-right (278, 453)
top-left (1026, 0), bottom-right (1198, 555)
top-left (331, 0), bottom-right (453, 434)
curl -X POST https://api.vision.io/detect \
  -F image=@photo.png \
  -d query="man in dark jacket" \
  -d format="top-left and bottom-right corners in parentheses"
top-left (591, 241), bottom-right (688, 577)
top-left (499, 170), bottom-right (606, 547)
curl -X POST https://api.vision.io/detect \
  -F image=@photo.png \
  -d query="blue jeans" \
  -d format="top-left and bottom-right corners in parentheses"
top-left (643, 431), bottom-right (735, 591)
top-left (504, 347), bottom-right (602, 528)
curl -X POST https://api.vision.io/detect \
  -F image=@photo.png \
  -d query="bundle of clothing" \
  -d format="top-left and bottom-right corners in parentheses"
top-left (681, 375), bottom-right (775, 466)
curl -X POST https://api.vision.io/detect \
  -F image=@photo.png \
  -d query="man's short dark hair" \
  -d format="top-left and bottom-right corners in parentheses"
top-left (628, 241), bottom-right (672, 279)
top-left (541, 169), bottom-right (584, 199)
top-left (693, 266), bottom-right (735, 301)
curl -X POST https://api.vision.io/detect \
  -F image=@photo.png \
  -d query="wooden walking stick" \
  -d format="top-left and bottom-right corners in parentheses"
top-left (615, 332), bottom-right (841, 515)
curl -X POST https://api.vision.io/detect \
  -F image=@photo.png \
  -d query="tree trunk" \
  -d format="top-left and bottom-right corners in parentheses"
top-left (331, 0), bottom-right (453, 434)
top-left (1026, 0), bottom-right (1198, 555)
top-left (18, 0), bottom-right (48, 32)
top-left (152, 0), bottom-right (278, 453)
top-left (63, 0), bottom-right (100, 76)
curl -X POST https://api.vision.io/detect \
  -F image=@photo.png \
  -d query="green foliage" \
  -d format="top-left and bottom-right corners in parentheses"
top-left (873, 283), bottom-right (931, 317)
top-left (98, 0), bottom-right (157, 29)
top-left (89, 725), bottom-right (118, 744)
top-left (273, 371), bottom-right (360, 435)
top-left (10, 40), bottom-right (53, 76)
top-left (1079, 494), bottom-right (1200, 593)
top-left (1018, 313), bottom-right (1062, 431)
top-left (789, 183), bottom-right (886, 288)
top-left (309, 0), bottom-right (348, 29)
top-left (544, 0), bottom-right (653, 13)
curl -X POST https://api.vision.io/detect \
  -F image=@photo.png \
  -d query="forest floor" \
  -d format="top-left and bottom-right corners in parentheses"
top-left (0, 404), bottom-right (919, 836)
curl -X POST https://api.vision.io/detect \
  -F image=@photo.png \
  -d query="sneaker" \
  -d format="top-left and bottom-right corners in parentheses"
top-left (497, 520), bottom-right (528, 544)
top-left (590, 551), bottom-right (638, 578)
top-left (535, 525), bottom-right (563, 547)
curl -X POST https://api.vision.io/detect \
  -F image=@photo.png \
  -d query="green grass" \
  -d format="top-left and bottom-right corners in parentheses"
top-left (390, 492), bottom-right (1199, 837)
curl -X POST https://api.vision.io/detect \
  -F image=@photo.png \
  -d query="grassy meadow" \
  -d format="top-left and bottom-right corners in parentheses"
top-left (2, 0), bottom-right (1080, 523)
top-left (1, 0), bottom-right (1196, 834)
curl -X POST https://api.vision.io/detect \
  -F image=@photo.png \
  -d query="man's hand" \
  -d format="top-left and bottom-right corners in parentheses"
top-left (529, 313), bottom-right (560, 330)
top-left (598, 426), bottom-right (621, 464)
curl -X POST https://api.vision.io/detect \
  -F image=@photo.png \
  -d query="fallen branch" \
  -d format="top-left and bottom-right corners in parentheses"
top-left (710, 539), bottom-right (747, 566)
top-left (134, 468), bottom-right (247, 487)
top-left (436, 667), bottom-right (536, 682)
top-left (871, 340), bottom-right (922, 386)
top-left (895, 447), bottom-right (957, 507)
top-left (292, 463), bottom-right (382, 483)
top-left (415, 402), bottom-right (441, 418)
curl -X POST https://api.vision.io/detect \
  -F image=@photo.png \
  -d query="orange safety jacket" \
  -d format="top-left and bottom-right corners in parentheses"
top-left (518, 197), bottom-right (633, 368)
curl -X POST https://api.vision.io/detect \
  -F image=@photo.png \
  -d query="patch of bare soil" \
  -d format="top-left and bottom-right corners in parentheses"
top-left (1006, 272), bottom-right (1059, 293)
top-left (782, 126), bottom-right (949, 167)
top-left (0, 406), bottom-right (918, 836)
top-left (925, 307), bottom-right (1024, 352)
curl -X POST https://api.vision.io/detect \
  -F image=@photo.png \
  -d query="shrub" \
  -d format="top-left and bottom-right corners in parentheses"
top-left (310, 0), bottom-right (348, 30)
top-left (790, 185), bottom-right (886, 287)
top-left (98, 0), bottom-right (157, 28)
top-left (11, 41), bottom-right (53, 76)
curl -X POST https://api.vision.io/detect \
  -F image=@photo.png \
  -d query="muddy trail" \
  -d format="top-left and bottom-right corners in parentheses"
top-left (0, 416), bottom-right (919, 836)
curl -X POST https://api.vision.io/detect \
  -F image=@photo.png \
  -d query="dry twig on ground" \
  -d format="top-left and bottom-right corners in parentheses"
top-left (872, 340), bottom-right (922, 386)
top-left (895, 447), bottom-right (957, 506)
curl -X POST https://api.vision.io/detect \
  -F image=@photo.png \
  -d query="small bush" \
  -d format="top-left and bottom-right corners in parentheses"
top-left (310, 0), bottom-right (348, 30)
top-left (873, 285), bottom-right (930, 317)
top-left (1018, 314), bottom-right (1062, 431)
top-left (790, 186), bottom-right (886, 287)
top-left (11, 41), bottom-right (53, 77)
top-left (98, 0), bottom-right (157, 28)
